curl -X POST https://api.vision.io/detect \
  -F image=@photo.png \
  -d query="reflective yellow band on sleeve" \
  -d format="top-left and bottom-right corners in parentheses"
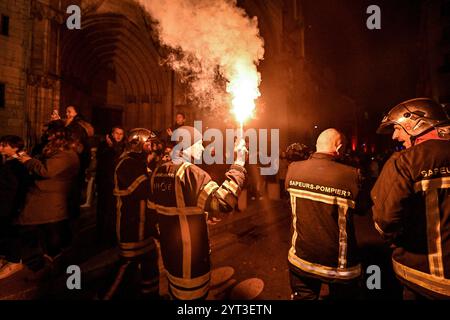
top-left (222, 180), bottom-right (239, 197)
top-left (216, 186), bottom-right (230, 201)
top-left (113, 174), bottom-right (148, 196)
top-left (197, 181), bottom-right (220, 210)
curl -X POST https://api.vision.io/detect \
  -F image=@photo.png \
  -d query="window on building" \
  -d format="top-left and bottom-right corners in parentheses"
top-left (0, 83), bottom-right (5, 108)
top-left (1, 14), bottom-right (9, 36)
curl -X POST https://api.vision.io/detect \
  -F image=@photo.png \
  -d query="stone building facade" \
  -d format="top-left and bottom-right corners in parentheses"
top-left (0, 0), bottom-right (31, 139)
top-left (417, 0), bottom-right (450, 104)
top-left (1, 0), bottom-right (180, 146)
top-left (0, 0), bottom-right (359, 150)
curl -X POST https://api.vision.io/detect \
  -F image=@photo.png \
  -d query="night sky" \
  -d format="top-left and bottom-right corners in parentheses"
top-left (303, 0), bottom-right (423, 123)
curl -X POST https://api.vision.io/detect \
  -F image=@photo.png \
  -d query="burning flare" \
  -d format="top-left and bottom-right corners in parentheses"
top-left (137, 0), bottom-right (264, 120)
top-left (228, 59), bottom-right (260, 125)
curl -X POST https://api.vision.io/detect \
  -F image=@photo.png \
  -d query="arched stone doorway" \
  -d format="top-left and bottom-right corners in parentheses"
top-left (59, 0), bottom-right (173, 134)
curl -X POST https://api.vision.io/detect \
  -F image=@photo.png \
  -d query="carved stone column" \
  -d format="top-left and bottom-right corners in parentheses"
top-left (25, 0), bottom-right (65, 146)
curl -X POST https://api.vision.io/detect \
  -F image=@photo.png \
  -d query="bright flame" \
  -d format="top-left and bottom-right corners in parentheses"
top-left (227, 59), bottom-right (260, 125)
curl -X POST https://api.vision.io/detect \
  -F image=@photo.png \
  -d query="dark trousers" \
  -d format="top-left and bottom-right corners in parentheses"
top-left (36, 220), bottom-right (72, 257)
top-left (289, 270), bottom-right (361, 300)
top-left (401, 282), bottom-right (449, 300)
top-left (95, 181), bottom-right (116, 246)
top-left (403, 285), bottom-right (429, 300)
top-left (102, 248), bottom-right (160, 300)
top-left (0, 218), bottom-right (21, 263)
top-left (279, 179), bottom-right (289, 199)
top-left (8, 220), bottom-right (72, 268)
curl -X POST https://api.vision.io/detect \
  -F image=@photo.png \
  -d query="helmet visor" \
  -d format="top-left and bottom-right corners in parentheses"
top-left (376, 114), bottom-right (397, 134)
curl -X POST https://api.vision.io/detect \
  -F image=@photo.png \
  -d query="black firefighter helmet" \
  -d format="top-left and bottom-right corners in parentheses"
top-left (126, 128), bottom-right (157, 153)
top-left (286, 142), bottom-right (310, 162)
top-left (377, 97), bottom-right (449, 138)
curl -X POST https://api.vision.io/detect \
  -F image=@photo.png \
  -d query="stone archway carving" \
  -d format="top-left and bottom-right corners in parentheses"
top-left (59, 0), bottom-right (174, 134)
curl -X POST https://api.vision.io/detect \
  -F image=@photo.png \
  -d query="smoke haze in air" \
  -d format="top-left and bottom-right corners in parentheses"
top-left (137, 0), bottom-right (265, 111)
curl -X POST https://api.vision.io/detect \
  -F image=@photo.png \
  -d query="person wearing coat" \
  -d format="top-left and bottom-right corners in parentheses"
top-left (95, 126), bottom-right (126, 246)
top-left (0, 123), bottom-right (80, 280)
top-left (0, 135), bottom-right (30, 279)
top-left (65, 105), bottom-right (94, 219)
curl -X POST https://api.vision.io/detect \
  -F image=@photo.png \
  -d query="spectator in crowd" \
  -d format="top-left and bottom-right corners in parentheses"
top-left (80, 147), bottom-right (97, 208)
top-left (65, 105), bottom-right (93, 165)
top-left (285, 143), bottom-right (310, 164)
top-left (0, 136), bottom-right (29, 278)
top-left (165, 112), bottom-right (186, 142)
top-left (65, 105), bottom-right (94, 219)
top-left (95, 126), bottom-right (126, 245)
top-left (0, 122), bottom-right (80, 279)
top-left (50, 109), bottom-right (61, 121)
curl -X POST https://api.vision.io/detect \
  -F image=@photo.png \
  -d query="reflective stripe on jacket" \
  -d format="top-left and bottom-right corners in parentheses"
top-left (286, 153), bottom-right (362, 282)
top-left (114, 152), bottom-right (156, 258)
top-left (371, 139), bottom-right (450, 297)
top-left (148, 161), bottom-right (246, 300)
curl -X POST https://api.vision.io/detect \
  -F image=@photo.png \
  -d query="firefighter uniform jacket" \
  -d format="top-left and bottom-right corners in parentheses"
top-left (371, 139), bottom-right (450, 298)
top-left (148, 161), bottom-right (246, 300)
top-left (285, 153), bottom-right (362, 283)
top-left (110, 152), bottom-right (159, 298)
top-left (114, 152), bottom-right (157, 256)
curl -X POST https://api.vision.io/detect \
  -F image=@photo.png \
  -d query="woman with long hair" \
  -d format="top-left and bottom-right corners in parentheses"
top-left (11, 121), bottom-right (80, 275)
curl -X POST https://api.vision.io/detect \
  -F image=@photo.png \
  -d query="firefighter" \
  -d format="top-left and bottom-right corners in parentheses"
top-left (148, 125), bottom-right (247, 300)
top-left (285, 128), bottom-right (363, 300)
top-left (371, 97), bottom-right (450, 299)
top-left (103, 128), bottom-right (160, 299)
